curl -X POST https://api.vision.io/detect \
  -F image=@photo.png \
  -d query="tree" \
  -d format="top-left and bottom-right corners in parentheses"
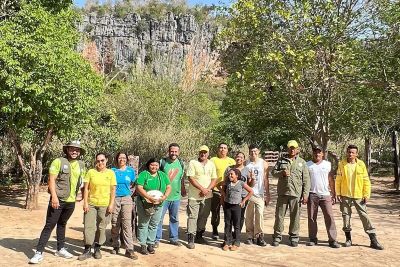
top-left (0, 2), bottom-right (102, 209)
top-left (219, 0), bottom-right (400, 153)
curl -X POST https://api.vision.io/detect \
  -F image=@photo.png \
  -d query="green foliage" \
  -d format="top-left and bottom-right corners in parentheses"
top-left (105, 69), bottom-right (222, 164)
top-left (219, 0), bottom-right (400, 150)
top-left (0, 2), bottom-right (103, 141)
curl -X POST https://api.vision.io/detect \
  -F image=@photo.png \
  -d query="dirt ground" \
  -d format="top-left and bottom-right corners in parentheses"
top-left (0, 176), bottom-right (399, 267)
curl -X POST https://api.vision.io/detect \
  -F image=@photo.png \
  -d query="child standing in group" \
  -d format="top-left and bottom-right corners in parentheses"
top-left (219, 168), bottom-right (253, 251)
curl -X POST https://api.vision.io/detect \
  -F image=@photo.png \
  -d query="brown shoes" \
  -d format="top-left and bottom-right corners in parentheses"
top-left (230, 245), bottom-right (239, 251)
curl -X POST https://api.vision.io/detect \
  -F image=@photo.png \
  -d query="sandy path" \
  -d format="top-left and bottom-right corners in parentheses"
top-left (0, 176), bottom-right (399, 267)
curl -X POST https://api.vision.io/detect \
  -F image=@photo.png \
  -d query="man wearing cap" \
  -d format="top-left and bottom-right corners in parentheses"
top-left (306, 145), bottom-right (340, 248)
top-left (186, 145), bottom-right (217, 249)
top-left (210, 143), bottom-right (235, 240)
top-left (336, 144), bottom-right (384, 250)
top-left (29, 141), bottom-right (86, 264)
top-left (271, 140), bottom-right (310, 247)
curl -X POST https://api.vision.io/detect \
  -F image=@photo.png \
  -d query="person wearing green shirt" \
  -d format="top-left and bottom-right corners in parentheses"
top-left (29, 141), bottom-right (86, 264)
top-left (155, 143), bottom-right (186, 247)
top-left (136, 158), bottom-right (171, 255)
top-left (78, 152), bottom-right (117, 261)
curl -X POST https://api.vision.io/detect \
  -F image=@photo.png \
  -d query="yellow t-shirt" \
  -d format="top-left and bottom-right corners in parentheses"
top-left (346, 163), bottom-right (356, 195)
top-left (187, 160), bottom-right (217, 200)
top-left (210, 156), bottom-right (235, 191)
top-left (84, 169), bottom-right (117, 207)
top-left (49, 159), bottom-right (85, 202)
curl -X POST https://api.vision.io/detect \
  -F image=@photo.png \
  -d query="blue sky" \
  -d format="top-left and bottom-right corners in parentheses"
top-left (73, 0), bottom-right (231, 7)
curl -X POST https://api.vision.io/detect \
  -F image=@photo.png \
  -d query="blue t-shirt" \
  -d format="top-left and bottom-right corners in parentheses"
top-left (112, 166), bottom-right (136, 197)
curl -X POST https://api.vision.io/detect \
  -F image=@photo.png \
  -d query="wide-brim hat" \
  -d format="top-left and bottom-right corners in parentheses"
top-left (63, 140), bottom-right (85, 155)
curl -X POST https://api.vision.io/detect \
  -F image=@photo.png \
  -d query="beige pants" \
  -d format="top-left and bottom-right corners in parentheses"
top-left (111, 196), bottom-right (134, 250)
top-left (84, 205), bottom-right (110, 246)
top-left (245, 195), bottom-right (265, 238)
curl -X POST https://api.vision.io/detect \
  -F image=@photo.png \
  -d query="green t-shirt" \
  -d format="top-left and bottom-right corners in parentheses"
top-left (137, 171), bottom-right (170, 196)
top-left (49, 159), bottom-right (85, 202)
top-left (161, 159), bottom-right (184, 201)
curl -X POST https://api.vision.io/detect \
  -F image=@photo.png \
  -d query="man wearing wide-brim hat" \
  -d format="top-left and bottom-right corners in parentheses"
top-left (29, 141), bottom-right (86, 264)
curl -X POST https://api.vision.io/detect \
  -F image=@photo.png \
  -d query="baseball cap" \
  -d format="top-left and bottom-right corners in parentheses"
top-left (312, 144), bottom-right (323, 151)
top-left (287, 140), bottom-right (299, 148)
top-left (199, 145), bottom-right (209, 152)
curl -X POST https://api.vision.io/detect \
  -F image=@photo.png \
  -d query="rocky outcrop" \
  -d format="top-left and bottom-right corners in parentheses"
top-left (77, 12), bottom-right (219, 80)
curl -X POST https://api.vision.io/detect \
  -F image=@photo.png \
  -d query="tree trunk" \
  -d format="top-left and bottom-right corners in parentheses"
top-left (25, 158), bottom-right (44, 210)
top-left (365, 137), bottom-right (372, 173)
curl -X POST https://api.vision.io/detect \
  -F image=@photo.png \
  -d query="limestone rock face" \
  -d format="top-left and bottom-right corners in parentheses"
top-left (77, 12), bottom-right (219, 79)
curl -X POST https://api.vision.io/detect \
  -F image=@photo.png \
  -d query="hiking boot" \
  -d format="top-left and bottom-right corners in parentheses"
top-left (289, 240), bottom-right (298, 247)
top-left (369, 233), bottom-right (384, 250)
top-left (195, 232), bottom-right (208, 244)
top-left (343, 232), bottom-right (352, 247)
top-left (244, 238), bottom-right (253, 245)
top-left (256, 234), bottom-right (267, 247)
top-left (212, 232), bottom-right (219, 240)
top-left (55, 247), bottom-right (73, 259)
top-left (140, 245), bottom-right (148, 255)
top-left (329, 241), bottom-right (341, 248)
top-left (110, 247), bottom-right (119, 255)
top-left (154, 241), bottom-right (159, 248)
top-left (306, 238), bottom-right (318, 246)
top-left (147, 244), bottom-right (155, 254)
top-left (222, 244), bottom-right (230, 251)
top-left (230, 245), bottom-right (239, 251)
top-left (187, 234), bottom-right (195, 249)
top-left (125, 249), bottom-right (138, 260)
top-left (93, 245), bottom-right (102, 259)
top-left (170, 240), bottom-right (182, 247)
top-left (78, 248), bottom-right (92, 261)
top-left (29, 251), bottom-right (43, 264)
top-left (271, 240), bottom-right (280, 247)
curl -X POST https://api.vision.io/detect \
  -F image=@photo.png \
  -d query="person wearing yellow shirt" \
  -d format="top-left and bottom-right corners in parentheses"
top-left (210, 143), bottom-right (235, 240)
top-left (336, 144), bottom-right (383, 250)
top-left (78, 153), bottom-right (117, 261)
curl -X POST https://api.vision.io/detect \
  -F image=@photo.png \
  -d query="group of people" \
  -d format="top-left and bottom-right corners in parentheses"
top-left (29, 139), bottom-right (384, 264)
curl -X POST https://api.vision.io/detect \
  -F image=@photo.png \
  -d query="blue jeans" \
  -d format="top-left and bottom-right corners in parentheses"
top-left (156, 200), bottom-right (180, 242)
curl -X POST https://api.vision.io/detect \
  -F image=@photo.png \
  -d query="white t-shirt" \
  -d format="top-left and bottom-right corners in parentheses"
top-left (306, 160), bottom-right (331, 196)
top-left (246, 158), bottom-right (265, 197)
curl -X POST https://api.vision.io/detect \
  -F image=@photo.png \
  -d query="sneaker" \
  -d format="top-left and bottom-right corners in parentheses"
top-left (244, 238), bottom-right (253, 245)
top-left (329, 241), bottom-right (341, 248)
top-left (343, 239), bottom-right (352, 247)
top-left (140, 245), bottom-right (148, 255)
top-left (306, 239), bottom-right (318, 246)
top-left (170, 240), bottom-right (182, 247)
top-left (230, 245), bottom-right (239, 251)
top-left (110, 247), bottom-right (119, 254)
top-left (212, 232), bottom-right (219, 240)
top-left (55, 248), bottom-right (73, 259)
top-left (78, 249), bottom-right (92, 261)
top-left (125, 249), bottom-right (138, 260)
top-left (222, 244), bottom-right (230, 251)
top-left (289, 240), bottom-right (298, 247)
top-left (271, 241), bottom-right (280, 247)
top-left (256, 235), bottom-right (267, 247)
top-left (29, 251), bottom-right (43, 264)
top-left (147, 245), bottom-right (155, 254)
top-left (93, 248), bottom-right (102, 259)
top-left (154, 241), bottom-right (159, 248)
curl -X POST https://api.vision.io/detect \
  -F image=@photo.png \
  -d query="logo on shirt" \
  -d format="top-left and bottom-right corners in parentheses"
top-left (168, 168), bottom-right (179, 182)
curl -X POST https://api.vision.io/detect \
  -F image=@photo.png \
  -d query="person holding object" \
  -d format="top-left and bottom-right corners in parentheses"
top-left (78, 153), bottom-right (116, 261)
top-left (29, 141), bottom-right (86, 264)
top-left (186, 145), bottom-right (217, 249)
top-left (306, 145), bottom-right (340, 248)
top-left (218, 168), bottom-right (253, 251)
top-left (110, 152), bottom-right (138, 259)
top-left (136, 158), bottom-right (171, 255)
top-left (335, 144), bottom-right (384, 250)
top-left (272, 140), bottom-right (310, 247)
